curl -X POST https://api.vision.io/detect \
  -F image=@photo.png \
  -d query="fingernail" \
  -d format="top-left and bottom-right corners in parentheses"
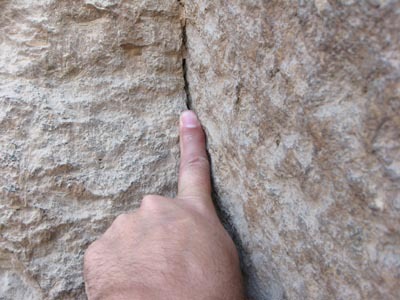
top-left (180, 110), bottom-right (199, 128)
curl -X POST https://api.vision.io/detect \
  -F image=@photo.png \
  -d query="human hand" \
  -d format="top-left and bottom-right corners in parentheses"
top-left (83, 111), bottom-right (244, 300)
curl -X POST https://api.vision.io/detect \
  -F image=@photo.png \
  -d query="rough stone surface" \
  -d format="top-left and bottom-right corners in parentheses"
top-left (0, 0), bottom-right (185, 298)
top-left (184, 1), bottom-right (400, 299)
top-left (1, 0), bottom-right (400, 299)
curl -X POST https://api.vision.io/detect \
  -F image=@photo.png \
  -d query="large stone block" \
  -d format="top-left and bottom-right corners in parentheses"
top-left (184, 1), bottom-right (400, 299)
top-left (0, 0), bottom-right (185, 298)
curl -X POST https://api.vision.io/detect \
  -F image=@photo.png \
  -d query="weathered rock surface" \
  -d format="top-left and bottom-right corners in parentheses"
top-left (1, 0), bottom-right (400, 299)
top-left (184, 1), bottom-right (400, 299)
top-left (0, 0), bottom-right (185, 298)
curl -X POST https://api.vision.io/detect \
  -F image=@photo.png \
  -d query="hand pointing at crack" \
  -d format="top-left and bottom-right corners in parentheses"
top-left (84, 111), bottom-right (244, 300)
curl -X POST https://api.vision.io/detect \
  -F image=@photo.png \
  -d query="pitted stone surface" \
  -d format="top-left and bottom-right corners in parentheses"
top-left (184, 1), bottom-right (400, 299)
top-left (0, 0), bottom-right (185, 298)
top-left (1, 0), bottom-right (400, 299)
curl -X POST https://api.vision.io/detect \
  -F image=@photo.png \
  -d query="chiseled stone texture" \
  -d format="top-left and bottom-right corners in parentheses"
top-left (1, 0), bottom-right (400, 299)
top-left (0, 0), bottom-right (185, 298)
top-left (184, 1), bottom-right (400, 299)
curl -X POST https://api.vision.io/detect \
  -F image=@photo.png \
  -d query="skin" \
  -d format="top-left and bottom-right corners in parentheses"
top-left (84, 111), bottom-right (244, 300)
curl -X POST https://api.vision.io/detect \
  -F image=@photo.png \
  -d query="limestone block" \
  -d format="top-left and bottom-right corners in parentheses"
top-left (184, 1), bottom-right (400, 299)
top-left (0, 0), bottom-right (185, 298)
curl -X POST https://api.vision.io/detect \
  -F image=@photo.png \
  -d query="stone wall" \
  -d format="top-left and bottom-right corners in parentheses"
top-left (0, 1), bottom-right (185, 298)
top-left (185, 1), bottom-right (400, 299)
top-left (1, 0), bottom-right (399, 299)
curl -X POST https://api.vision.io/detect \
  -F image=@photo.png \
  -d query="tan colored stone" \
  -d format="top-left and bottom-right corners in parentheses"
top-left (0, 0), bottom-right (185, 298)
top-left (1, 0), bottom-right (400, 299)
top-left (184, 1), bottom-right (400, 299)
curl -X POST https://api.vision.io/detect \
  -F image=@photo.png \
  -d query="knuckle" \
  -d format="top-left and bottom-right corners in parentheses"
top-left (182, 132), bottom-right (194, 140)
top-left (181, 198), bottom-right (217, 220)
top-left (196, 202), bottom-right (217, 219)
top-left (112, 213), bottom-right (130, 227)
top-left (105, 213), bottom-right (134, 236)
top-left (140, 194), bottom-right (161, 210)
top-left (185, 155), bottom-right (209, 169)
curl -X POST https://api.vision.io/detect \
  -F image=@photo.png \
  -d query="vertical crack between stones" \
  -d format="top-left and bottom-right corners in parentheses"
top-left (178, 0), bottom-right (192, 110)
top-left (182, 58), bottom-right (192, 110)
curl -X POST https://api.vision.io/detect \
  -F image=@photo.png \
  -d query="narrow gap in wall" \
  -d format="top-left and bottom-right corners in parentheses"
top-left (178, 0), bottom-right (192, 110)
top-left (182, 58), bottom-right (192, 110)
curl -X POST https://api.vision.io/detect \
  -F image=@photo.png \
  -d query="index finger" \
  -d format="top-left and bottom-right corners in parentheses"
top-left (178, 111), bottom-right (212, 202)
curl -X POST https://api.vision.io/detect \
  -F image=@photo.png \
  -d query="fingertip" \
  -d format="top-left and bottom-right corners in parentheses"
top-left (180, 110), bottom-right (200, 129)
top-left (178, 110), bottom-right (212, 202)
